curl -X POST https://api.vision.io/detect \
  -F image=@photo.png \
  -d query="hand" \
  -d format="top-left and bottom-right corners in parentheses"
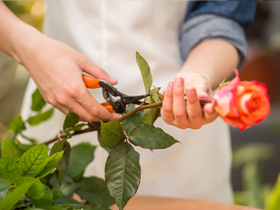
top-left (18, 34), bottom-right (120, 122)
top-left (161, 73), bottom-right (218, 129)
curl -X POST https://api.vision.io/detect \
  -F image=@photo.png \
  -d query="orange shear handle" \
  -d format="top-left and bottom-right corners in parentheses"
top-left (82, 74), bottom-right (100, 89)
top-left (100, 102), bottom-right (115, 113)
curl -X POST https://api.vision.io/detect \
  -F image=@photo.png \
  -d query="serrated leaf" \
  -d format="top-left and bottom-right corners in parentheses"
top-left (66, 143), bottom-right (96, 179)
top-left (136, 52), bottom-right (153, 93)
top-left (0, 180), bottom-right (33, 210)
top-left (129, 124), bottom-right (179, 149)
top-left (105, 142), bottom-right (140, 210)
top-left (0, 157), bottom-right (20, 184)
top-left (122, 111), bottom-right (143, 135)
top-left (14, 177), bottom-right (45, 200)
top-left (75, 177), bottom-right (115, 207)
top-left (50, 140), bottom-right (71, 181)
top-left (18, 143), bottom-right (49, 176)
top-left (142, 96), bottom-right (160, 125)
top-left (33, 150), bottom-right (64, 178)
top-left (28, 108), bottom-right (54, 126)
top-left (98, 131), bottom-right (111, 153)
top-left (54, 196), bottom-right (83, 208)
top-left (31, 89), bottom-right (47, 112)
top-left (84, 204), bottom-right (111, 210)
top-left (52, 188), bottom-right (64, 200)
top-left (1, 138), bottom-right (23, 157)
top-left (8, 115), bottom-right (25, 133)
top-left (100, 121), bottom-right (126, 149)
top-left (63, 111), bottom-right (79, 130)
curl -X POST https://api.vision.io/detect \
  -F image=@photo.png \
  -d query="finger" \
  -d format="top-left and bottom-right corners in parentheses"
top-left (203, 103), bottom-right (218, 123)
top-left (186, 86), bottom-right (203, 123)
top-left (76, 88), bottom-right (120, 122)
top-left (173, 78), bottom-right (188, 127)
top-left (55, 99), bottom-right (101, 122)
top-left (161, 81), bottom-right (175, 124)
top-left (79, 57), bottom-right (118, 85)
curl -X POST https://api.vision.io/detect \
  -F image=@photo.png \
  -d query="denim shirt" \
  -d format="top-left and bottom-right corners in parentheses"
top-left (180, 1), bottom-right (256, 69)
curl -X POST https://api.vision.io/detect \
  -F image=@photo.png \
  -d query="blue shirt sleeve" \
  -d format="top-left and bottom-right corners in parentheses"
top-left (185, 1), bottom-right (256, 30)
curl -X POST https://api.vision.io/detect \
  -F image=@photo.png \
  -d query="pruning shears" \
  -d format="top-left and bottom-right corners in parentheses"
top-left (82, 74), bottom-right (150, 114)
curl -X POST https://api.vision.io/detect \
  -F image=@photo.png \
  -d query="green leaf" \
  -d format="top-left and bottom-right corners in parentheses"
top-left (18, 143), bottom-right (49, 176)
top-left (50, 140), bottom-right (71, 181)
top-left (105, 142), bottom-right (140, 210)
top-left (88, 122), bottom-right (101, 131)
top-left (0, 179), bottom-right (11, 201)
top-left (20, 133), bottom-right (37, 144)
top-left (75, 177), bottom-right (115, 207)
top-left (63, 111), bottom-right (80, 130)
top-left (30, 185), bottom-right (53, 208)
top-left (149, 87), bottom-right (161, 103)
top-left (1, 138), bottom-right (23, 157)
top-left (0, 179), bottom-right (11, 193)
top-left (0, 179), bottom-right (34, 210)
top-left (54, 196), bottom-right (83, 208)
top-left (30, 194), bottom-right (53, 208)
top-left (31, 89), bottom-right (47, 112)
top-left (14, 177), bottom-right (45, 200)
top-left (84, 204), bottom-right (112, 210)
top-left (0, 187), bottom-right (12, 201)
top-left (98, 130), bottom-right (111, 153)
top-left (8, 115), bottom-right (25, 133)
top-left (242, 162), bottom-right (262, 208)
top-left (129, 124), bottom-right (179, 149)
top-left (66, 143), bottom-right (96, 179)
top-left (52, 188), bottom-right (64, 200)
top-left (33, 150), bottom-right (64, 178)
top-left (59, 182), bottom-right (80, 196)
top-left (68, 123), bottom-right (87, 132)
top-left (100, 121), bottom-right (126, 149)
top-left (15, 140), bottom-right (35, 153)
top-left (122, 110), bottom-right (143, 136)
top-left (266, 174), bottom-right (280, 210)
top-left (0, 157), bottom-right (20, 184)
top-left (142, 96), bottom-right (160, 125)
top-left (136, 52), bottom-right (153, 93)
top-left (28, 108), bottom-right (54, 126)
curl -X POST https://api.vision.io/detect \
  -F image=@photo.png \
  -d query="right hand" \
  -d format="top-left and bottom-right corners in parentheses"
top-left (17, 34), bottom-right (120, 122)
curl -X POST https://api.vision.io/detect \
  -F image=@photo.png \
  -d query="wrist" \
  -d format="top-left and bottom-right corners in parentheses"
top-left (9, 23), bottom-right (44, 65)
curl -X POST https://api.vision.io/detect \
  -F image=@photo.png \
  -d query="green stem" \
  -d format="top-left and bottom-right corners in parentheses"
top-left (44, 102), bottom-right (162, 145)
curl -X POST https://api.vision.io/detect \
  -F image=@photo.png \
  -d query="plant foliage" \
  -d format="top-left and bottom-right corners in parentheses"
top-left (0, 52), bottom-right (178, 210)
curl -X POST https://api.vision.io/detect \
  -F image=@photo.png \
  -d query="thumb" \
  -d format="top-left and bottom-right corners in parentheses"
top-left (80, 57), bottom-right (118, 85)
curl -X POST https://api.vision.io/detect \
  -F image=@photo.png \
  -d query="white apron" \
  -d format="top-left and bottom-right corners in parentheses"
top-left (21, 1), bottom-right (232, 203)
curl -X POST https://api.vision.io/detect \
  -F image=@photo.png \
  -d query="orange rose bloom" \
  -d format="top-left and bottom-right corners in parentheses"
top-left (214, 69), bottom-right (270, 131)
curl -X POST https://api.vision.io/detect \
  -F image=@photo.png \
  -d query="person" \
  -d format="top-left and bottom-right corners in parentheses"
top-left (0, 1), bottom-right (256, 203)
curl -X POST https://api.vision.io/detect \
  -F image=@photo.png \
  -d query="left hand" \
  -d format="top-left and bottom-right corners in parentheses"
top-left (161, 72), bottom-right (218, 129)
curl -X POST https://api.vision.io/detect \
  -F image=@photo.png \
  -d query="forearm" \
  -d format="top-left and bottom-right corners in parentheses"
top-left (179, 39), bottom-right (239, 90)
top-left (0, 1), bottom-right (42, 63)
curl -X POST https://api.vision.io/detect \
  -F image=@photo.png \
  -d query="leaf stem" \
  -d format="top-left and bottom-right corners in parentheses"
top-left (44, 102), bottom-right (162, 145)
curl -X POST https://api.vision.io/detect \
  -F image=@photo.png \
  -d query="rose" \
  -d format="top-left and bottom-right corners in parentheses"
top-left (214, 69), bottom-right (270, 131)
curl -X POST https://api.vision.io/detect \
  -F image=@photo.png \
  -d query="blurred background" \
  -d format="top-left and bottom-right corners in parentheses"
top-left (1, 1), bottom-right (280, 209)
